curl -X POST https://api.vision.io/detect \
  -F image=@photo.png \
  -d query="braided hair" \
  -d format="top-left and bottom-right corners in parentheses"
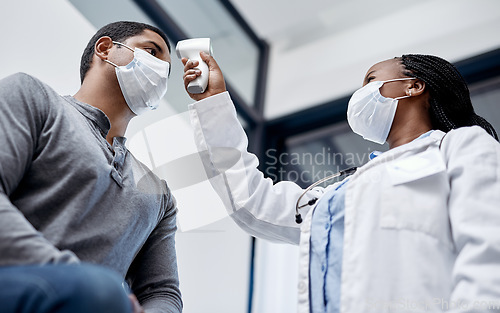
top-left (397, 54), bottom-right (498, 140)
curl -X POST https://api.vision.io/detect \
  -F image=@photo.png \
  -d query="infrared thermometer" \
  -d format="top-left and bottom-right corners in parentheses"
top-left (176, 38), bottom-right (212, 94)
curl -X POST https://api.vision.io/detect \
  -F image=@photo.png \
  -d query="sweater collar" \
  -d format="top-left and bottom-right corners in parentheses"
top-left (63, 96), bottom-right (111, 138)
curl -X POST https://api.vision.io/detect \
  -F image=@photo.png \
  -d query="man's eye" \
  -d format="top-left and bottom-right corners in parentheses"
top-left (146, 48), bottom-right (157, 56)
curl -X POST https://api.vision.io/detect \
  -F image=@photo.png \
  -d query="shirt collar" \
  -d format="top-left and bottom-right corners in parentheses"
top-left (369, 130), bottom-right (436, 160)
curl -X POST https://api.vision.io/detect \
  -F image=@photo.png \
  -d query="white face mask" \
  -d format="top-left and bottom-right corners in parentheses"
top-left (105, 41), bottom-right (170, 115)
top-left (347, 77), bottom-right (416, 144)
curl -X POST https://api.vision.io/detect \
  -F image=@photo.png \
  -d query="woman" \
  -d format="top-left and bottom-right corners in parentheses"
top-left (183, 53), bottom-right (500, 312)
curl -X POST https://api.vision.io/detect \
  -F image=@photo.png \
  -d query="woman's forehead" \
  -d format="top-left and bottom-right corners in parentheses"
top-left (366, 59), bottom-right (402, 75)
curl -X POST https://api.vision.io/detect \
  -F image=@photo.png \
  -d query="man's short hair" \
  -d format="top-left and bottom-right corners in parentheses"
top-left (80, 21), bottom-right (170, 83)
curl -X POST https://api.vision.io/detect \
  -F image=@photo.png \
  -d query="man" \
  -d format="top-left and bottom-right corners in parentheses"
top-left (0, 21), bottom-right (182, 313)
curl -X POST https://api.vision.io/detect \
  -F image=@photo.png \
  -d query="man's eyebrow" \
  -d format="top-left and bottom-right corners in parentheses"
top-left (364, 70), bottom-right (376, 81)
top-left (146, 40), bottom-right (163, 53)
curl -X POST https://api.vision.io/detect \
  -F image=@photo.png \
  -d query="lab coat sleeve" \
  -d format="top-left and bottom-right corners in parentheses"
top-left (189, 92), bottom-right (322, 245)
top-left (443, 126), bottom-right (500, 309)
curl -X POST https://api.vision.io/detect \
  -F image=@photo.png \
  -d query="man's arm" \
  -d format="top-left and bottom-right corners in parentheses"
top-left (125, 183), bottom-right (182, 313)
top-left (0, 73), bottom-right (79, 265)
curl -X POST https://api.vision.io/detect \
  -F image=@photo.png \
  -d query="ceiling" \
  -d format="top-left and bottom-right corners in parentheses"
top-left (230, 0), bottom-right (432, 51)
top-left (69, 0), bottom-right (500, 118)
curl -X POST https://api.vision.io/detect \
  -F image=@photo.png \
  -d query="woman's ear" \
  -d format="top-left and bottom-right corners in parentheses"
top-left (407, 79), bottom-right (426, 97)
top-left (94, 36), bottom-right (114, 61)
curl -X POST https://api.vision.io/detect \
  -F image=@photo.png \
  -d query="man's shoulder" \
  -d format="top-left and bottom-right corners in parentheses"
top-left (128, 151), bottom-right (169, 191)
top-left (1, 72), bottom-right (43, 88)
top-left (0, 72), bottom-right (60, 101)
top-left (128, 151), bottom-right (177, 215)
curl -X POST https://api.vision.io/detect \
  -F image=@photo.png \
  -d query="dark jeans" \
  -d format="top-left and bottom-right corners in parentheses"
top-left (0, 263), bottom-right (131, 313)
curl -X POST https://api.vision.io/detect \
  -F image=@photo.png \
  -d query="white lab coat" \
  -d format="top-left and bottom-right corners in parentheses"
top-left (188, 92), bottom-right (500, 313)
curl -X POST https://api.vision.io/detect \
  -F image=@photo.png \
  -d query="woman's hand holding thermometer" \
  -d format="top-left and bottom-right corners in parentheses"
top-left (178, 38), bottom-right (226, 101)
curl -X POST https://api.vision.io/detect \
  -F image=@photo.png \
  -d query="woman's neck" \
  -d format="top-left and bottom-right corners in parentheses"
top-left (387, 105), bottom-right (433, 149)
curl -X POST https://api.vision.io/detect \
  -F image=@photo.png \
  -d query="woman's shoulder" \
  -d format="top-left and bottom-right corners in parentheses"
top-left (447, 125), bottom-right (496, 141)
top-left (443, 126), bottom-right (499, 154)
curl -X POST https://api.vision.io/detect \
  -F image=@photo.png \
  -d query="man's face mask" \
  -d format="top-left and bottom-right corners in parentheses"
top-left (105, 41), bottom-right (170, 115)
top-left (347, 77), bottom-right (416, 144)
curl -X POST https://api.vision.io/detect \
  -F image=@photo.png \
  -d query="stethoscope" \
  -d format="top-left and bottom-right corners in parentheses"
top-left (294, 166), bottom-right (357, 224)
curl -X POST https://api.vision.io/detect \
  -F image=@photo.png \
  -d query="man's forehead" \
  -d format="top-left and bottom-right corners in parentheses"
top-left (126, 30), bottom-right (168, 48)
top-left (124, 30), bottom-right (171, 62)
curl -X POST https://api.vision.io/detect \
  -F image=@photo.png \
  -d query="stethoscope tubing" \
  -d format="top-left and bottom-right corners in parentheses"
top-left (294, 166), bottom-right (357, 224)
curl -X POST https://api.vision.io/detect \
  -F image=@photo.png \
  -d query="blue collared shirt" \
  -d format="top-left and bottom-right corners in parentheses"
top-left (309, 178), bottom-right (349, 313)
top-left (309, 130), bottom-right (435, 313)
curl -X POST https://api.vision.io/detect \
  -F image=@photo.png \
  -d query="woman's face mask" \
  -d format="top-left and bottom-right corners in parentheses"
top-left (347, 77), bottom-right (416, 144)
top-left (105, 41), bottom-right (170, 115)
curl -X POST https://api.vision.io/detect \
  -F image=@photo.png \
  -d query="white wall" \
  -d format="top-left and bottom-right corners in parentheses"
top-left (251, 240), bottom-right (299, 313)
top-left (0, 0), bottom-right (95, 92)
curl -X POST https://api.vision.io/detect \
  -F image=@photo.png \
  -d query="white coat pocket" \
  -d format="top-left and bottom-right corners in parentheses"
top-left (380, 149), bottom-right (453, 248)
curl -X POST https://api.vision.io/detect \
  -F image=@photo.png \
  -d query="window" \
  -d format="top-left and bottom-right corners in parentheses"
top-left (157, 0), bottom-right (260, 107)
top-left (470, 76), bottom-right (500, 132)
top-left (273, 122), bottom-right (388, 188)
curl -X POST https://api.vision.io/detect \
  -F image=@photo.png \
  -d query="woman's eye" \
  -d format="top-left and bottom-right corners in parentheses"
top-left (366, 76), bottom-right (375, 83)
top-left (146, 48), bottom-right (157, 56)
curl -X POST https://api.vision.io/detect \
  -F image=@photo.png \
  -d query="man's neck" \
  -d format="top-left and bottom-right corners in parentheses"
top-left (73, 76), bottom-right (134, 145)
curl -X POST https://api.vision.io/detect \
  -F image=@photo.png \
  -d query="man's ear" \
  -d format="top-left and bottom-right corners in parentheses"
top-left (407, 79), bottom-right (426, 97)
top-left (94, 36), bottom-right (114, 61)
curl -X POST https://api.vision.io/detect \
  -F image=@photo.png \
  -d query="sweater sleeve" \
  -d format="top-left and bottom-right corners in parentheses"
top-left (443, 126), bottom-right (500, 310)
top-left (0, 73), bottom-right (79, 265)
top-left (125, 182), bottom-right (182, 313)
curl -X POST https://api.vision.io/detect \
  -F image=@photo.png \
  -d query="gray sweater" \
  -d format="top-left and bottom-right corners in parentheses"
top-left (0, 73), bottom-right (182, 312)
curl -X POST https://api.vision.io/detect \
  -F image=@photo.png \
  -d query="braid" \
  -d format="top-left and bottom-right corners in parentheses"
top-left (398, 54), bottom-right (498, 141)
